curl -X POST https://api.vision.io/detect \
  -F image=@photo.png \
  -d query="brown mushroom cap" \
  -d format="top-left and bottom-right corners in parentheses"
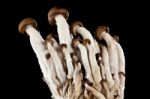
top-left (82, 39), bottom-right (91, 46)
top-left (45, 34), bottom-right (54, 46)
top-left (72, 38), bottom-right (81, 48)
top-left (113, 35), bottom-right (119, 42)
top-left (18, 18), bottom-right (37, 34)
top-left (119, 72), bottom-right (125, 77)
top-left (60, 43), bottom-right (67, 49)
top-left (95, 26), bottom-right (109, 40)
top-left (70, 21), bottom-right (83, 35)
top-left (48, 7), bottom-right (69, 25)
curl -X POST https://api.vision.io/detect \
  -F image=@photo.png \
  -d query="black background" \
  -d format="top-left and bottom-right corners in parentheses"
top-left (1, 0), bottom-right (149, 99)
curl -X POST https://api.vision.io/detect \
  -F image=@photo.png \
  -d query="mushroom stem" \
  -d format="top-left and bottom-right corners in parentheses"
top-left (83, 39), bottom-right (102, 91)
top-left (18, 18), bottom-right (61, 97)
top-left (94, 39), bottom-right (101, 53)
top-left (73, 62), bottom-right (83, 99)
top-left (100, 64), bottom-right (112, 99)
top-left (46, 39), bottom-right (66, 84)
top-left (115, 42), bottom-right (125, 74)
top-left (55, 15), bottom-right (72, 46)
top-left (71, 21), bottom-right (99, 54)
top-left (96, 26), bottom-right (120, 94)
top-left (101, 45), bottom-right (114, 89)
top-left (60, 44), bottom-right (74, 79)
top-left (43, 59), bottom-right (61, 98)
top-left (72, 39), bottom-right (94, 83)
top-left (113, 36), bottom-right (125, 99)
top-left (48, 7), bottom-right (73, 52)
top-left (119, 73), bottom-right (125, 99)
top-left (46, 34), bottom-right (67, 72)
top-left (25, 25), bottom-right (52, 79)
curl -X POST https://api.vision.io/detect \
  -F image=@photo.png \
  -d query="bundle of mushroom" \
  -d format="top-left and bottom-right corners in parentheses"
top-left (18, 7), bottom-right (125, 99)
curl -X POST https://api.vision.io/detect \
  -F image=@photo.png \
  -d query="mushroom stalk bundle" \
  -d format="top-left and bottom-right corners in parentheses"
top-left (18, 7), bottom-right (126, 99)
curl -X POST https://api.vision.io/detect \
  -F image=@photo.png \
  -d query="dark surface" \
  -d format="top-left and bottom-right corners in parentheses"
top-left (2, 0), bottom-right (148, 99)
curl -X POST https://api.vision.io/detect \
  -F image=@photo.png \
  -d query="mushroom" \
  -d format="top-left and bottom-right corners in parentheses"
top-left (19, 8), bottom-right (126, 99)
top-left (82, 39), bottom-right (102, 91)
top-left (18, 18), bottom-right (50, 76)
top-left (96, 26), bottom-right (120, 95)
top-left (45, 36), bottom-right (66, 84)
top-left (101, 45), bottom-right (114, 89)
top-left (48, 7), bottom-right (73, 53)
top-left (71, 21), bottom-right (100, 54)
top-left (60, 44), bottom-right (74, 79)
top-left (113, 36), bottom-right (125, 75)
top-left (113, 36), bottom-right (125, 99)
top-left (18, 18), bottom-right (60, 97)
top-left (46, 34), bottom-right (67, 72)
top-left (72, 39), bottom-right (94, 84)
top-left (95, 26), bottom-right (118, 75)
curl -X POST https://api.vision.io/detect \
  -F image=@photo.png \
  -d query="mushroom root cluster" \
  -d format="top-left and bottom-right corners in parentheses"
top-left (18, 7), bottom-right (126, 99)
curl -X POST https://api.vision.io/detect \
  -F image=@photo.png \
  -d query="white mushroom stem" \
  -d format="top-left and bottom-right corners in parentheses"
top-left (119, 74), bottom-right (125, 99)
top-left (47, 57), bottom-right (61, 86)
top-left (101, 45), bottom-right (114, 89)
top-left (98, 31), bottom-right (120, 95)
top-left (76, 42), bottom-right (94, 83)
top-left (74, 26), bottom-right (99, 54)
top-left (55, 15), bottom-right (73, 52)
top-left (94, 39), bottom-right (101, 53)
top-left (100, 64), bottom-right (112, 99)
top-left (85, 83), bottom-right (106, 99)
top-left (61, 44), bottom-right (74, 79)
top-left (25, 25), bottom-right (60, 97)
top-left (100, 32), bottom-right (119, 75)
top-left (48, 36), bottom-right (66, 71)
top-left (73, 62), bottom-right (83, 99)
top-left (114, 36), bottom-right (125, 99)
top-left (115, 42), bottom-right (125, 74)
top-left (46, 40), bottom-right (66, 84)
top-left (84, 40), bottom-right (102, 91)
top-left (50, 37), bottom-right (60, 51)
top-left (114, 39), bottom-right (125, 99)
top-left (43, 59), bottom-right (61, 98)
top-left (25, 25), bottom-right (50, 77)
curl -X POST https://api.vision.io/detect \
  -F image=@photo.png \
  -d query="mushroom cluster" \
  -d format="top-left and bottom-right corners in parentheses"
top-left (18, 7), bottom-right (125, 99)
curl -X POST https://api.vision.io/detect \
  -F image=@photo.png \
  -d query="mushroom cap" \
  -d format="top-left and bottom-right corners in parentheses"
top-left (72, 38), bottom-right (81, 48)
top-left (113, 35), bottom-right (119, 42)
top-left (18, 18), bottom-right (37, 34)
top-left (45, 34), bottom-right (54, 46)
top-left (119, 72), bottom-right (125, 77)
top-left (82, 39), bottom-right (91, 46)
top-left (95, 26), bottom-right (109, 40)
top-left (48, 7), bottom-right (69, 25)
top-left (70, 21), bottom-right (83, 35)
top-left (60, 43), bottom-right (67, 49)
